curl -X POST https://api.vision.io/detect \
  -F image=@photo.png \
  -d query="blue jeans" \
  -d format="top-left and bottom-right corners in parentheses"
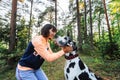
top-left (16, 68), bottom-right (48, 80)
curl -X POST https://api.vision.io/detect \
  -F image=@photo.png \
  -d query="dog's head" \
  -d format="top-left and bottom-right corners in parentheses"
top-left (55, 36), bottom-right (77, 51)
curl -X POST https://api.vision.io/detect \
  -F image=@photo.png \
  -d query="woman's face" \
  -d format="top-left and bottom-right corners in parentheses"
top-left (48, 28), bottom-right (56, 40)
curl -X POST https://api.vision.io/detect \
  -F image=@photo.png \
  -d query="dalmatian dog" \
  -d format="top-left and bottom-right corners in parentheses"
top-left (55, 36), bottom-right (103, 80)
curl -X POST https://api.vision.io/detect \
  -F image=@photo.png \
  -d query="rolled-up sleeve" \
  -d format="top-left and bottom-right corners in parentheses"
top-left (32, 36), bottom-right (65, 62)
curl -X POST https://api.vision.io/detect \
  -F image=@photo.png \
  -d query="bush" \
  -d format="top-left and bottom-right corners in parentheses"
top-left (82, 43), bottom-right (101, 57)
top-left (100, 41), bottom-right (120, 60)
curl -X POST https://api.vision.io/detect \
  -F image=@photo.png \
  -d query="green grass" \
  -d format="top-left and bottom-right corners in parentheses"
top-left (42, 57), bottom-right (65, 80)
top-left (80, 54), bottom-right (120, 80)
top-left (0, 54), bottom-right (120, 80)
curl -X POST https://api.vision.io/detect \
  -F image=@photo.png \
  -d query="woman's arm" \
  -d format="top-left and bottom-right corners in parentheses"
top-left (32, 37), bottom-right (65, 62)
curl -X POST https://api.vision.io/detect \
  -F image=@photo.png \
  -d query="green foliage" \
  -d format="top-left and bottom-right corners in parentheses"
top-left (102, 42), bottom-right (119, 59)
top-left (16, 18), bottom-right (28, 50)
top-left (82, 43), bottom-right (92, 54)
top-left (96, 28), bottom-right (120, 59)
top-left (0, 45), bottom-right (22, 67)
top-left (0, 20), bottom-right (28, 69)
top-left (0, 23), bottom-right (10, 43)
top-left (49, 40), bottom-right (60, 52)
top-left (0, 43), bottom-right (8, 53)
top-left (55, 28), bottom-right (66, 36)
top-left (0, 67), bottom-right (16, 80)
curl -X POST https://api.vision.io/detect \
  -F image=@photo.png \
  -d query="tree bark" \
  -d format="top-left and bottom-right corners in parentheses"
top-left (102, 0), bottom-right (113, 54)
top-left (55, 0), bottom-right (57, 28)
top-left (28, 0), bottom-right (33, 42)
top-left (89, 0), bottom-right (93, 49)
top-left (51, 0), bottom-right (57, 28)
top-left (98, 11), bottom-right (101, 40)
top-left (116, 13), bottom-right (120, 34)
top-left (76, 0), bottom-right (82, 51)
top-left (84, 0), bottom-right (87, 44)
top-left (9, 0), bottom-right (17, 52)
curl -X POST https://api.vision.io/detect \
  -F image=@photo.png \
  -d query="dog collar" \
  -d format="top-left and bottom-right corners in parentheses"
top-left (64, 54), bottom-right (78, 60)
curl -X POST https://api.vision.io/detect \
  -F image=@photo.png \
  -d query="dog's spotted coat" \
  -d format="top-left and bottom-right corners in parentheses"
top-left (56, 36), bottom-right (103, 80)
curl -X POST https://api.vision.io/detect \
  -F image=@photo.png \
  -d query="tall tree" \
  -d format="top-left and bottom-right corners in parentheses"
top-left (102, 0), bottom-right (113, 54)
top-left (94, 0), bottom-right (104, 40)
top-left (89, 0), bottom-right (93, 49)
top-left (98, 8), bottom-right (102, 40)
top-left (84, 0), bottom-right (87, 43)
top-left (9, 0), bottom-right (17, 52)
top-left (76, 0), bottom-right (82, 51)
top-left (51, 0), bottom-right (57, 28)
top-left (55, 0), bottom-right (57, 27)
top-left (28, 0), bottom-right (33, 42)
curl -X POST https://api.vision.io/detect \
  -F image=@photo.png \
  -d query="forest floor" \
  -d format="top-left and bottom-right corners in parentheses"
top-left (0, 54), bottom-right (120, 80)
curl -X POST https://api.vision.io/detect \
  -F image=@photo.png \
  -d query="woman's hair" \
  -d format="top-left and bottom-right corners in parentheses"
top-left (41, 24), bottom-right (57, 37)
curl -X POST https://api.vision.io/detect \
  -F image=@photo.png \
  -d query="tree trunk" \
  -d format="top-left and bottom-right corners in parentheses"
top-left (76, 0), bottom-right (82, 51)
top-left (84, 0), bottom-right (87, 44)
top-left (102, 0), bottom-right (113, 54)
top-left (53, 0), bottom-right (57, 28)
top-left (9, 0), bottom-right (17, 52)
top-left (89, 0), bottom-right (93, 49)
top-left (98, 12), bottom-right (101, 40)
top-left (116, 13), bottom-right (120, 34)
top-left (52, 0), bottom-right (57, 28)
top-left (28, 0), bottom-right (33, 42)
top-left (55, 0), bottom-right (57, 28)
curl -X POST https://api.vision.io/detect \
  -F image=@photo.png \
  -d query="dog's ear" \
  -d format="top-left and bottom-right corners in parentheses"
top-left (64, 37), bottom-right (68, 40)
top-left (64, 36), bottom-right (72, 46)
top-left (73, 42), bottom-right (77, 51)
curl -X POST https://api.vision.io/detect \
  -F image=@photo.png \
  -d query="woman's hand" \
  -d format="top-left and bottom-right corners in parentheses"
top-left (62, 46), bottom-right (73, 53)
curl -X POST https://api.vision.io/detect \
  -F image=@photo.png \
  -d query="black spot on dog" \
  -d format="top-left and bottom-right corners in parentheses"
top-left (64, 37), bottom-right (67, 39)
top-left (78, 60), bottom-right (85, 70)
top-left (66, 68), bottom-right (70, 73)
top-left (69, 62), bottom-right (75, 68)
top-left (74, 77), bottom-right (78, 80)
top-left (68, 39), bottom-right (71, 43)
top-left (78, 72), bottom-right (91, 80)
top-left (66, 74), bottom-right (68, 79)
top-left (66, 62), bottom-right (75, 73)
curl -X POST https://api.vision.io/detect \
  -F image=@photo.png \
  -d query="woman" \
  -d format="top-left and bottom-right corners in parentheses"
top-left (15, 24), bottom-right (73, 80)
